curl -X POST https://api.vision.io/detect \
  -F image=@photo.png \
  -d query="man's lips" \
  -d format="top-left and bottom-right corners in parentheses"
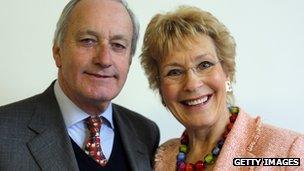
top-left (84, 72), bottom-right (115, 78)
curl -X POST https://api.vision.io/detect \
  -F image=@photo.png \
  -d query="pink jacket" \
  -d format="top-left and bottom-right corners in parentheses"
top-left (155, 110), bottom-right (304, 171)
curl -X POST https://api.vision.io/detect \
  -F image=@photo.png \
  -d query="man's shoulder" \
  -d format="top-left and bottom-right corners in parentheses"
top-left (0, 82), bottom-right (55, 114)
top-left (0, 93), bottom-right (45, 139)
top-left (0, 93), bottom-right (42, 115)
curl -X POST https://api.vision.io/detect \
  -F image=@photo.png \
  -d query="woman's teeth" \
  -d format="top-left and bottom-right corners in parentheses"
top-left (185, 96), bottom-right (209, 106)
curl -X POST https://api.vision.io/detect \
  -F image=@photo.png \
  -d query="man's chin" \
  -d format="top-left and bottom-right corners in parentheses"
top-left (82, 91), bottom-right (118, 103)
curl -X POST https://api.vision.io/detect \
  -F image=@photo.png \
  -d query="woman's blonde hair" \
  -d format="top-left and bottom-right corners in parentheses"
top-left (140, 6), bottom-right (236, 104)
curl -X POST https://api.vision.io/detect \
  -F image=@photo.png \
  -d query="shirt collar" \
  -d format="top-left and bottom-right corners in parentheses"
top-left (53, 80), bottom-right (114, 129)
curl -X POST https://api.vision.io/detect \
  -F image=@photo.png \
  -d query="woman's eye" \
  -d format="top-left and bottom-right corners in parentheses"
top-left (197, 61), bottom-right (214, 70)
top-left (80, 38), bottom-right (97, 46)
top-left (167, 69), bottom-right (183, 77)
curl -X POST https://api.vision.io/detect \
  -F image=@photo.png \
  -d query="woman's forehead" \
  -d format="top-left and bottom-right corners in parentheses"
top-left (162, 35), bottom-right (217, 63)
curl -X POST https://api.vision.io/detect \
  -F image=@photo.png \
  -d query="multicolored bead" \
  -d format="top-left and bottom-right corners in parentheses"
top-left (195, 160), bottom-right (205, 171)
top-left (226, 122), bottom-right (234, 131)
top-left (229, 114), bottom-right (237, 123)
top-left (212, 146), bottom-right (220, 156)
top-left (176, 106), bottom-right (240, 170)
top-left (177, 152), bottom-right (186, 162)
top-left (177, 162), bottom-right (186, 171)
top-left (217, 139), bottom-right (224, 148)
top-left (185, 163), bottom-right (194, 171)
top-left (204, 153), bottom-right (215, 165)
top-left (180, 144), bottom-right (187, 153)
top-left (181, 132), bottom-right (189, 145)
top-left (229, 106), bottom-right (239, 114)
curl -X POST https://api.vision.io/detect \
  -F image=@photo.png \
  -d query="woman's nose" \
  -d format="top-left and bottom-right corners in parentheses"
top-left (183, 70), bottom-right (204, 92)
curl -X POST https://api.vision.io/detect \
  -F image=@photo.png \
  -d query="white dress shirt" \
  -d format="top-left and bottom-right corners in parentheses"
top-left (54, 81), bottom-right (114, 160)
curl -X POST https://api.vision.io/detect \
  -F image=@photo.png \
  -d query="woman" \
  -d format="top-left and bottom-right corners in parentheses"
top-left (140, 6), bottom-right (304, 171)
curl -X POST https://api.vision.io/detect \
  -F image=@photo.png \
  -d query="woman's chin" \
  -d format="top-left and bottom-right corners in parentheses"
top-left (185, 116), bottom-right (217, 130)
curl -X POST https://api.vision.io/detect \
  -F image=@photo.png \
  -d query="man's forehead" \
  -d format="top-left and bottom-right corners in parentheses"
top-left (71, 0), bottom-right (126, 16)
top-left (67, 0), bottom-right (132, 37)
top-left (69, 0), bottom-right (131, 24)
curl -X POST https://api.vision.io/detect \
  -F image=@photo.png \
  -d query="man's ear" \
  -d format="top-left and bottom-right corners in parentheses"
top-left (52, 44), bottom-right (62, 68)
top-left (129, 55), bottom-right (133, 66)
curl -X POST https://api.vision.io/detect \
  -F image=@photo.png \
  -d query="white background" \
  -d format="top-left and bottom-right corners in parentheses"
top-left (1, 0), bottom-right (303, 143)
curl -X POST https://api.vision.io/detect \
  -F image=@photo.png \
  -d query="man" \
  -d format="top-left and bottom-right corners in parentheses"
top-left (0, 0), bottom-right (160, 170)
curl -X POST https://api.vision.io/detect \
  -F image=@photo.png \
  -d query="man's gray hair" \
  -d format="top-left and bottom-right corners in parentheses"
top-left (53, 0), bottom-right (139, 56)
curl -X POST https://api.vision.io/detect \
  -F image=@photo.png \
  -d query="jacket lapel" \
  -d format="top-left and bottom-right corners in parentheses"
top-left (213, 110), bottom-right (261, 170)
top-left (27, 83), bottom-right (79, 170)
top-left (113, 105), bottom-right (151, 171)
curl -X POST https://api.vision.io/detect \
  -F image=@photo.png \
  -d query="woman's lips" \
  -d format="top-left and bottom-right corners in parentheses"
top-left (181, 94), bottom-right (212, 106)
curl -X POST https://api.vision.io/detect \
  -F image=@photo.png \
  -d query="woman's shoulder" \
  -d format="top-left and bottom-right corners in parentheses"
top-left (258, 122), bottom-right (304, 154)
top-left (154, 138), bottom-right (180, 171)
top-left (244, 111), bottom-right (304, 158)
top-left (247, 120), bottom-right (304, 170)
top-left (261, 122), bottom-right (302, 139)
top-left (239, 109), bottom-right (303, 145)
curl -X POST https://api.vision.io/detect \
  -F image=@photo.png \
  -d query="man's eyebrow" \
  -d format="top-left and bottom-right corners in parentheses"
top-left (77, 29), bottom-right (99, 37)
top-left (76, 30), bottom-right (130, 44)
top-left (110, 35), bottom-right (130, 44)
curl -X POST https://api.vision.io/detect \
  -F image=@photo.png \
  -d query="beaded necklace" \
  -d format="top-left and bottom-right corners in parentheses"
top-left (176, 106), bottom-right (239, 171)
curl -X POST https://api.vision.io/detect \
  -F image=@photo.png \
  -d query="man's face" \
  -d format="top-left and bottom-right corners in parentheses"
top-left (53, 0), bottom-right (133, 114)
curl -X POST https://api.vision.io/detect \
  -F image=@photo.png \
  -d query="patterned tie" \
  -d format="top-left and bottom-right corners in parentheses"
top-left (84, 116), bottom-right (107, 166)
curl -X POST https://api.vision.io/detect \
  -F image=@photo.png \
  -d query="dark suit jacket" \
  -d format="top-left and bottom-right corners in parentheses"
top-left (0, 83), bottom-right (160, 171)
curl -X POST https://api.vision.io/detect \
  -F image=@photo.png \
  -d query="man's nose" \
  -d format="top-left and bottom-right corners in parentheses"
top-left (93, 42), bottom-right (112, 68)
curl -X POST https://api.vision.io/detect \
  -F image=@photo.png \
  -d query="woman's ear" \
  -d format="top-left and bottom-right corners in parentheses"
top-left (159, 88), bottom-right (167, 107)
top-left (52, 44), bottom-right (62, 68)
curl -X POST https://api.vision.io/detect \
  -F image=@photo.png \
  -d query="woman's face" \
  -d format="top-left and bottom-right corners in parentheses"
top-left (159, 35), bottom-right (228, 130)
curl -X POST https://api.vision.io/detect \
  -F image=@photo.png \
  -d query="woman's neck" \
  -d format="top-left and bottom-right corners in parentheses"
top-left (185, 107), bottom-right (230, 163)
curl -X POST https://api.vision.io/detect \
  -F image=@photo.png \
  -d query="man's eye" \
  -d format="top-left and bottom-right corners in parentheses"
top-left (197, 61), bottom-right (214, 70)
top-left (111, 43), bottom-right (126, 52)
top-left (80, 38), bottom-right (97, 46)
top-left (166, 69), bottom-right (184, 77)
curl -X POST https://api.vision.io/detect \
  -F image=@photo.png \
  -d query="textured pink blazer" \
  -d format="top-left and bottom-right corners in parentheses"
top-left (155, 110), bottom-right (304, 171)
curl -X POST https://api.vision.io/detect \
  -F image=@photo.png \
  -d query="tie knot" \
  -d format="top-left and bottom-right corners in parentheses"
top-left (85, 116), bottom-right (102, 134)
